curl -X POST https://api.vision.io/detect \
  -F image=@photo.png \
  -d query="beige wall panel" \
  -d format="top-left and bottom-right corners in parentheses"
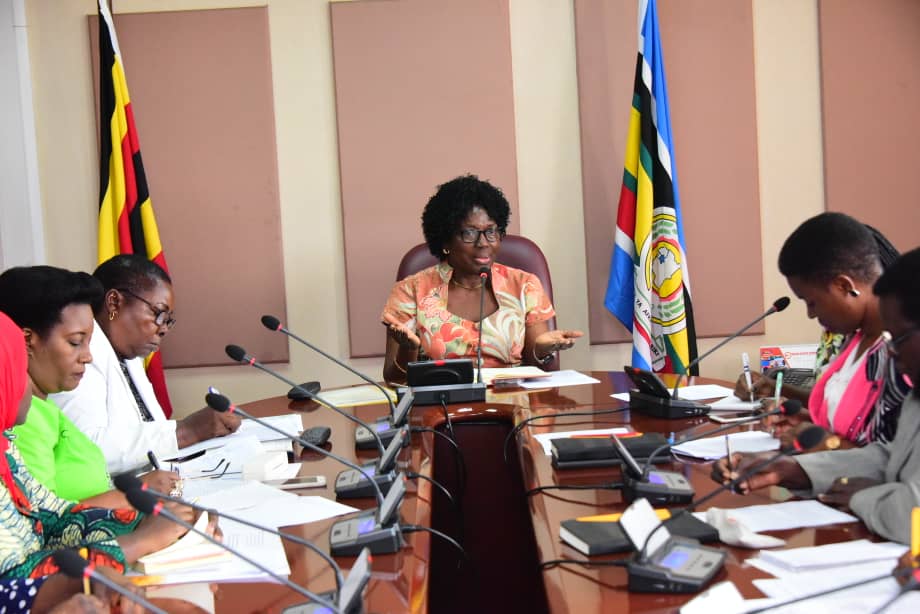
top-left (330, 0), bottom-right (520, 358)
top-left (575, 0), bottom-right (765, 346)
top-left (89, 7), bottom-right (288, 367)
top-left (819, 0), bottom-right (920, 251)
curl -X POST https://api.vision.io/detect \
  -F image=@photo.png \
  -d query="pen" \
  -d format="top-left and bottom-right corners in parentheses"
top-left (147, 450), bottom-right (161, 471)
top-left (773, 370), bottom-right (783, 411)
top-left (78, 547), bottom-right (90, 595)
top-left (742, 352), bottom-right (754, 402)
top-left (726, 436), bottom-right (734, 478)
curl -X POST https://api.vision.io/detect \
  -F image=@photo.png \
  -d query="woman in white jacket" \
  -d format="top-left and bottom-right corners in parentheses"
top-left (51, 255), bottom-right (240, 475)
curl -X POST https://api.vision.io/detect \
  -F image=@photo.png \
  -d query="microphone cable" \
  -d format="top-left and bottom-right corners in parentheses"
top-left (502, 406), bottom-right (632, 463)
top-left (525, 482), bottom-right (624, 497)
top-left (539, 558), bottom-right (629, 571)
top-left (401, 524), bottom-right (467, 562)
top-left (438, 399), bottom-right (467, 500)
top-left (404, 471), bottom-right (456, 509)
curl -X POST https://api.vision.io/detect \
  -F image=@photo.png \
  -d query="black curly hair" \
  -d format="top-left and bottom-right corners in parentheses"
top-left (0, 266), bottom-right (104, 336)
top-left (778, 212), bottom-right (890, 284)
top-left (421, 175), bottom-right (511, 259)
top-left (874, 247), bottom-right (920, 324)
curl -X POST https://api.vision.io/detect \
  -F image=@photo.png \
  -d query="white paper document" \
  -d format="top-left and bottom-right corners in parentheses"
top-left (533, 427), bottom-right (631, 455)
top-left (176, 413), bottom-right (303, 457)
top-left (671, 430), bottom-right (779, 460)
top-left (519, 369), bottom-right (600, 389)
top-left (315, 384), bottom-right (395, 407)
top-left (692, 500), bottom-right (857, 533)
top-left (753, 539), bottom-right (907, 574)
top-left (230, 496), bottom-right (359, 529)
top-left (479, 366), bottom-right (549, 386)
top-left (611, 384), bottom-right (734, 402)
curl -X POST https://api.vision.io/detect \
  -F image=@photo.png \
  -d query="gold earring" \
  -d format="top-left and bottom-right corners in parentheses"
top-left (442, 248), bottom-right (450, 255)
top-left (109, 310), bottom-right (117, 321)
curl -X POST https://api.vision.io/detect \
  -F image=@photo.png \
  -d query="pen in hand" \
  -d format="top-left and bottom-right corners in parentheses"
top-left (773, 371), bottom-right (783, 411)
top-left (147, 450), bottom-right (161, 471)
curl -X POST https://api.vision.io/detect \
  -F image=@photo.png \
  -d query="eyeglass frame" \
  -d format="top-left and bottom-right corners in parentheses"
top-left (457, 226), bottom-right (504, 244)
top-left (883, 327), bottom-right (919, 356)
top-left (116, 288), bottom-right (177, 330)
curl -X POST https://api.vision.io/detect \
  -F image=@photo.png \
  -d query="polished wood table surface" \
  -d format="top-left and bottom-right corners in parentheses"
top-left (202, 372), bottom-right (870, 613)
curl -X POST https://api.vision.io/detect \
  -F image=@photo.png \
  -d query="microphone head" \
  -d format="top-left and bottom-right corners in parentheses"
top-left (225, 344), bottom-right (248, 362)
top-left (125, 487), bottom-right (159, 515)
top-left (113, 473), bottom-right (144, 494)
top-left (779, 399), bottom-right (803, 417)
top-left (478, 266), bottom-right (490, 279)
top-left (205, 392), bottom-right (232, 413)
top-left (794, 425), bottom-right (827, 452)
top-left (772, 296), bottom-right (791, 312)
top-left (260, 315), bottom-right (282, 331)
top-left (52, 549), bottom-right (89, 579)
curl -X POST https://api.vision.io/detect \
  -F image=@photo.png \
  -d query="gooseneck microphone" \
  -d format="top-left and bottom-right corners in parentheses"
top-left (124, 488), bottom-right (341, 613)
top-left (669, 296), bottom-right (791, 399)
top-left (260, 315), bottom-right (396, 419)
top-left (52, 549), bottom-right (168, 614)
top-left (224, 344), bottom-right (386, 455)
top-left (476, 267), bottom-right (490, 384)
top-left (205, 392), bottom-right (387, 505)
top-left (112, 474), bottom-right (345, 597)
top-left (636, 424), bottom-right (826, 563)
top-left (640, 399), bottom-right (803, 477)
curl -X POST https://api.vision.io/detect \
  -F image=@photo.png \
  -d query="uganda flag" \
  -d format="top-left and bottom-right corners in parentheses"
top-left (98, 0), bottom-right (173, 416)
top-left (603, 0), bottom-right (697, 375)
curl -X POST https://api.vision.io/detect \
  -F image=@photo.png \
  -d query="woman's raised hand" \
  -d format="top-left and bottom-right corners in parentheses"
top-left (534, 329), bottom-right (584, 357)
top-left (382, 313), bottom-right (421, 350)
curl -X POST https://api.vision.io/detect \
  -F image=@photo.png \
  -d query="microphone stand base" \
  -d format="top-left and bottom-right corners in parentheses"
top-left (330, 510), bottom-right (404, 556)
top-left (335, 468), bottom-right (398, 499)
top-left (408, 382), bottom-right (486, 406)
top-left (629, 391), bottom-right (710, 419)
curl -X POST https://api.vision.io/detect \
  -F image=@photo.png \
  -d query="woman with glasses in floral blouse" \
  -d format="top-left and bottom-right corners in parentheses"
top-left (382, 175), bottom-right (583, 385)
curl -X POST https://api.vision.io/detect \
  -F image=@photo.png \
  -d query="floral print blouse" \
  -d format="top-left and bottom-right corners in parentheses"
top-left (383, 262), bottom-right (555, 367)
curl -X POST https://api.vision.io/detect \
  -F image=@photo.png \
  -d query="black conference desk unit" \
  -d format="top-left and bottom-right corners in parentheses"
top-left (205, 371), bottom-right (873, 614)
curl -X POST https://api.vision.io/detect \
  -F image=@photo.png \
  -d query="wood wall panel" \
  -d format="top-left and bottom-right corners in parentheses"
top-left (575, 0), bottom-right (765, 344)
top-left (819, 0), bottom-right (920, 251)
top-left (330, 0), bottom-right (520, 358)
top-left (90, 7), bottom-right (288, 367)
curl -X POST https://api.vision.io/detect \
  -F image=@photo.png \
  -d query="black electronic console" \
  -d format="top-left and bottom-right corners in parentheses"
top-left (330, 475), bottom-right (406, 556)
top-left (404, 358), bottom-right (486, 406)
top-left (620, 498), bottom-right (725, 593)
top-left (624, 366), bottom-right (709, 419)
top-left (336, 427), bottom-right (407, 499)
top-left (355, 390), bottom-right (415, 450)
top-left (612, 434), bottom-right (694, 506)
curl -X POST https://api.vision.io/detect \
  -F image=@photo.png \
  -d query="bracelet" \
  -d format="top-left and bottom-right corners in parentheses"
top-left (533, 345), bottom-right (554, 366)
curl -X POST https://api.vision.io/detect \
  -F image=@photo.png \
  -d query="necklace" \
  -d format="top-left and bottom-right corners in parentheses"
top-left (450, 278), bottom-right (483, 290)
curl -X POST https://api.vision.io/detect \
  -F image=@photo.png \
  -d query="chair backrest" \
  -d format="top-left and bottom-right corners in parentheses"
top-left (395, 235), bottom-right (560, 371)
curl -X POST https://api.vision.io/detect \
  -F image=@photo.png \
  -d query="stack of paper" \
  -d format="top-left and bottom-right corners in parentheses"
top-left (136, 512), bottom-right (230, 574)
top-left (671, 431), bottom-right (779, 460)
top-left (691, 500), bottom-right (858, 533)
top-left (750, 539), bottom-right (906, 575)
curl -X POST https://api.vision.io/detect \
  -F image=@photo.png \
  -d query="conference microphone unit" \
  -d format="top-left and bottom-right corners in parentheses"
top-left (281, 548), bottom-right (373, 614)
top-left (329, 474), bottom-right (407, 556)
top-left (624, 297), bottom-right (791, 420)
top-left (224, 344), bottom-right (389, 454)
top-left (260, 315), bottom-right (417, 438)
top-left (52, 549), bottom-right (169, 614)
top-left (124, 488), bottom-right (341, 613)
top-left (626, 425), bottom-right (825, 594)
top-left (112, 474), bottom-right (347, 598)
top-left (611, 433), bottom-right (694, 506)
top-left (640, 399), bottom-right (803, 477)
top-left (206, 392), bottom-right (389, 504)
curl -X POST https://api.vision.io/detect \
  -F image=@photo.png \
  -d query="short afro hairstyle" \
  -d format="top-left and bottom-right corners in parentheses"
top-left (874, 247), bottom-right (920, 325)
top-left (421, 175), bottom-right (511, 260)
top-left (93, 254), bottom-right (172, 298)
top-left (0, 266), bottom-right (104, 336)
top-left (778, 212), bottom-right (891, 284)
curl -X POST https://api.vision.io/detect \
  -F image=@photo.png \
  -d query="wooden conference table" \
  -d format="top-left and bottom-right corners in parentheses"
top-left (207, 371), bottom-right (871, 614)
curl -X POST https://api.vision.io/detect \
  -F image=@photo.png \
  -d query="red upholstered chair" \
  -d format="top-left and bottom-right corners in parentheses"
top-left (395, 235), bottom-right (560, 371)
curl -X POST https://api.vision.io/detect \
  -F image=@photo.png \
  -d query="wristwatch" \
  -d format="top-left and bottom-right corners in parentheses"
top-left (534, 349), bottom-right (554, 366)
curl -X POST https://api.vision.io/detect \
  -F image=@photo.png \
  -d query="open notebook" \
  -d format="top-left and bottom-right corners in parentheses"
top-left (135, 512), bottom-right (231, 574)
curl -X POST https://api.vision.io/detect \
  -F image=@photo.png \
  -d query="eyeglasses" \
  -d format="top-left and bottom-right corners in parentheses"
top-left (883, 328), bottom-right (918, 356)
top-left (458, 226), bottom-right (502, 244)
top-left (117, 288), bottom-right (177, 330)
